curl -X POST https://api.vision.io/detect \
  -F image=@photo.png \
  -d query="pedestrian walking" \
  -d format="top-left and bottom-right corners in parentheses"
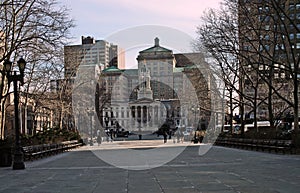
top-left (163, 130), bottom-right (168, 143)
top-left (97, 135), bottom-right (102, 145)
top-left (110, 129), bottom-right (114, 142)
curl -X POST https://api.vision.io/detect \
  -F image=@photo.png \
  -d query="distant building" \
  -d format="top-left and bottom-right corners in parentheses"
top-left (64, 36), bottom-right (125, 80)
top-left (137, 37), bottom-right (175, 100)
top-left (4, 93), bottom-right (56, 138)
top-left (238, 0), bottom-right (300, 121)
top-left (98, 38), bottom-right (217, 134)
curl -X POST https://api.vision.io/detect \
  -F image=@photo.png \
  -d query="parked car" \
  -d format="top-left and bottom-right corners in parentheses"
top-left (116, 129), bottom-right (129, 137)
top-left (183, 127), bottom-right (194, 136)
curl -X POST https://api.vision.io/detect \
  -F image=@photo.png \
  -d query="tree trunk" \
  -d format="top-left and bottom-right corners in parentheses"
top-left (293, 71), bottom-right (299, 136)
top-left (59, 106), bottom-right (63, 129)
top-left (268, 65), bottom-right (275, 130)
top-left (240, 87), bottom-right (245, 137)
top-left (253, 88), bottom-right (258, 133)
top-left (0, 99), bottom-right (7, 140)
top-left (268, 82), bottom-right (274, 130)
top-left (229, 89), bottom-right (234, 134)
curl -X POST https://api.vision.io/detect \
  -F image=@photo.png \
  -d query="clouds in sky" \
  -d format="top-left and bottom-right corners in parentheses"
top-left (59, 0), bottom-right (222, 66)
top-left (60, 0), bottom-right (222, 43)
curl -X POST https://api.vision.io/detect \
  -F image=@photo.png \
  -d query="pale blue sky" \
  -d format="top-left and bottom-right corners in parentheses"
top-left (59, 0), bottom-right (222, 66)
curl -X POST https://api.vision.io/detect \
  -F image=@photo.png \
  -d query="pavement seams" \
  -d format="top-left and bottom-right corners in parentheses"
top-left (25, 151), bottom-right (72, 169)
top-left (1, 144), bottom-right (300, 192)
top-left (78, 139), bottom-right (205, 151)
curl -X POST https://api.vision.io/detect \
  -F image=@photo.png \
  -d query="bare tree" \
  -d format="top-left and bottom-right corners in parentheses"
top-left (195, 3), bottom-right (258, 134)
top-left (0, 0), bottom-right (74, 139)
top-left (196, 0), bottom-right (300, 139)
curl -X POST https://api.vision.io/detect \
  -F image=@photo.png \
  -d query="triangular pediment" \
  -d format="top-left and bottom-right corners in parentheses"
top-left (140, 45), bottom-right (172, 53)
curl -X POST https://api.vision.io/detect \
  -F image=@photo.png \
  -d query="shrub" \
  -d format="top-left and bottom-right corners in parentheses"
top-left (20, 128), bottom-right (81, 146)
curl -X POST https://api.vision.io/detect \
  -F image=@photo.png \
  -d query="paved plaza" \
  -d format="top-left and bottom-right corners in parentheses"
top-left (0, 140), bottom-right (300, 193)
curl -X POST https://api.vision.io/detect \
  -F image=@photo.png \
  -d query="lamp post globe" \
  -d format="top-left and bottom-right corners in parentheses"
top-left (4, 59), bottom-right (12, 72)
top-left (17, 58), bottom-right (26, 75)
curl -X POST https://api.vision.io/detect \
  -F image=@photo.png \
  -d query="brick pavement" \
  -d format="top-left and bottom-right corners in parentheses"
top-left (0, 141), bottom-right (300, 193)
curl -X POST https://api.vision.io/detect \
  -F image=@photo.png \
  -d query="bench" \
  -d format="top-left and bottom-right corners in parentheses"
top-left (22, 140), bottom-right (82, 161)
top-left (275, 140), bottom-right (294, 154)
top-left (215, 138), bottom-right (294, 154)
top-left (60, 140), bottom-right (82, 151)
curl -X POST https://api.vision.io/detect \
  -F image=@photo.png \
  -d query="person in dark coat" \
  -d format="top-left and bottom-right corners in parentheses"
top-left (163, 130), bottom-right (168, 143)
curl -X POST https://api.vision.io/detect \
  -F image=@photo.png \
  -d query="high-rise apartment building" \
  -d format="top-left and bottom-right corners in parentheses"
top-left (64, 36), bottom-right (125, 79)
top-left (239, 0), bottom-right (300, 121)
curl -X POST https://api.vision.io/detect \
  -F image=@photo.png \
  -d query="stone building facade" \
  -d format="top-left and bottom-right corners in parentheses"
top-left (98, 38), bottom-right (217, 135)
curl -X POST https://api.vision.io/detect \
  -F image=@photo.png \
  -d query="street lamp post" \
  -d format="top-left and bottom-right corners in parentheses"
top-left (4, 58), bottom-right (26, 170)
top-left (104, 114), bottom-right (109, 134)
top-left (87, 108), bottom-right (94, 146)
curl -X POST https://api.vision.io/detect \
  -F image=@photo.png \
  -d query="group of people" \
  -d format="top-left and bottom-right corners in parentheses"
top-left (95, 127), bottom-right (206, 145)
top-left (96, 129), bottom-right (115, 145)
top-left (161, 127), bottom-right (184, 143)
top-left (193, 129), bottom-right (206, 143)
top-left (163, 127), bottom-right (206, 144)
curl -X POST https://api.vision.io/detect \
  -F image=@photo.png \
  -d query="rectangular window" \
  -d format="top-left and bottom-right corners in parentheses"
top-left (265, 6), bottom-right (269, 12)
top-left (259, 34), bottom-right (264, 40)
top-left (265, 25), bottom-right (270, 30)
top-left (265, 34), bottom-right (270, 40)
top-left (280, 13), bottom-right (285, 20)
top-left (265, 45), bottom-right (270, 51)
top-left (243, 46), bottom-right (249, 51)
